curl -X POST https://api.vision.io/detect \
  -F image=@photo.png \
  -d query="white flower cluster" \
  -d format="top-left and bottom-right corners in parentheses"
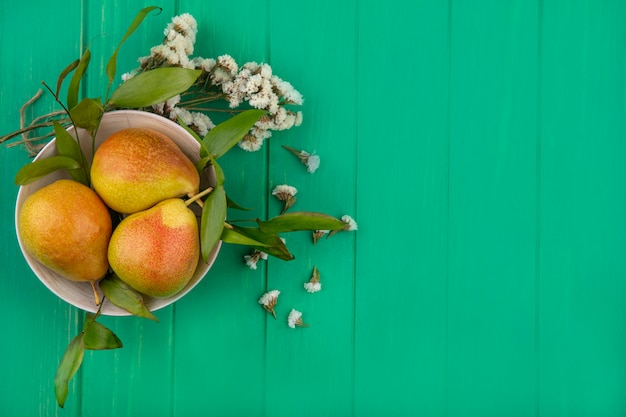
top-left (223, 61), bottom-right (303, 152)
top-left (122, 13), bottom-right (303, 149)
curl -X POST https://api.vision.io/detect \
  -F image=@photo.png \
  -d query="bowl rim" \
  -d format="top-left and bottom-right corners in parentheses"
top-left (14, 109), bottom-right (221, 316)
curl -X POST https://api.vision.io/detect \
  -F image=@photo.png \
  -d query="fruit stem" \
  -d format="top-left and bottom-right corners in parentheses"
top-left (90, 280), bottom-right (101, 306)
top-left (185, 187), bottom-right (213, 207)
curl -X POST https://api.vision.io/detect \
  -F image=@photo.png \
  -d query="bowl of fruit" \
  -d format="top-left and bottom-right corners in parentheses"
top-left (15, 110), bottom-right (220, 315)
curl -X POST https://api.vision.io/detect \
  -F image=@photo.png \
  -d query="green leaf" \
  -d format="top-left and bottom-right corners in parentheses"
top-left (257, 212), bottom-right (346, 234)
top-left (82, 314), bottom-right (123, 350)
top-left (99, 274), bottom-right (158, 322)
top-left (106, 6), bottom-right (162, 87)
top-left (204, 109), bottom-right (267, 159)
top-left (201, 185), bottom-right (226, 262)
top-left (229, 225), bottom-right (294, 260)
top-left (220, 227), bottom-right (270, 247)
top-left (56, 59), bottom-right (80, 99)
top-left (212, 160), bottom-right (225, 187)
top-left (15, 156), bottom-right (81, 185)
top-left (109, 68), bottom-right (201, 108)
top-left (67, 49), bottom-right (91, 110)
top-left (52, 121), bottom-right (88, 185)
top-left (226, 196), bottom-right (251, 211)
top-left (54, 335), bottom-right (84, 408)
top-left (69, 97), bottom-right (104, 138)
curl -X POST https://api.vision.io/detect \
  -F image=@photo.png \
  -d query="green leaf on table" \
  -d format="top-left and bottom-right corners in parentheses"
top-left (82, 313), bottom-right (123, 350)
top-left (106, 6), bottom-right (162, 88)
top-left (67, 49), bottom-right (91, 110)
top-left (108, 68), bottom-right (201, 108)
top-left (223, 225), bottom-right (294, 260)
top-left (52, 121), bottom-right (88, 185)
top-left (14, 156), bottom-right (81, 185)
top-left (257, 212), bottom-right (346, 234)
top-left (203, 109), bottom-right (267, 159)
top-left (99, 274), bottom-right (158, 322)
top-left (201, 185), bottom-right (226, 262)
top-left (69, 97), bottom-right (104, 138)
top-left (55, 59), bottom-right (79, 99)
top-left (54, 335), bottom-right (84, 408)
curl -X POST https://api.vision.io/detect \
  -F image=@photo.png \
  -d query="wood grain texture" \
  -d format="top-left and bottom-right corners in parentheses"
top-left (1, 1), bottom-right (626, 416)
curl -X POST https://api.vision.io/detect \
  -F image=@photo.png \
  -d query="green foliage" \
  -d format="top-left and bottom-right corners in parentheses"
top-left (52, 121), bottom-right (89, 185)
top-left (82, 313), bottom-right (123, 350)
top-left (99, 274), bottom-right (158, 322)
top-left (54, 335), bottom-right (84, 408)
top-left (108, 68), bottom-right (201, 108)
top-left (14, 156), bottom-right (81, 185)
top-left (203, 109), bottom-right (267, 159)
top-left (257, 212), bottom-right (347, 234)
top-left (201, 185), bottom-right (226, 262)
top-left (69, 98), bottom-right (104, 138)
top-left (106, 6), bottom-right (162, 92)
top-left (67, 49), bottom-right (91, 111)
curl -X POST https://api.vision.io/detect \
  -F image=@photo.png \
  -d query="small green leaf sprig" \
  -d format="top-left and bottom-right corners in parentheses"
top-left (2, 7), bottom-right (355, 408)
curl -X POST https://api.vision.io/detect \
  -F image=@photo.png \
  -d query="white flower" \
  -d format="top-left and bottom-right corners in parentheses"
top-left (272, 76), bottom-right (303, 105)
top-left (341, 215), bottom-right (358, 231)
top-left (212, 54), bottom-right (238, 85)
top-left (244, 249), bottom-right (268, 270)
top-left (192, 57), bottom-right (216, 72)
top-left (287, 309), bottom-right (307, 328)
top-left (258, 290), bottom-right (280, 319)
top-left (190, 111), bottom-right (215, 137)
top-left (238, 134), bottom-right (264, 152)
top-left (272, 184), bottom-right (298, 212)
top-left (170, 107), bottom-right (193, 125)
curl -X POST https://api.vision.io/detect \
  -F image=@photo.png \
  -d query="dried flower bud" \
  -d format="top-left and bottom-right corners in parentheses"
top-left (312, 229), bottom-right (329, 244)
top-left (304, 266), bottom-right (322, 293)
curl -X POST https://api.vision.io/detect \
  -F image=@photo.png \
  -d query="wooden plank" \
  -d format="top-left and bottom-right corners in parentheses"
top-left (447, 1), bottom-right (538, 415)
top-left (263, 1), bottom-right (357, 416)
top-left (0, 1), bottom-right (84, 415)
top-left (77, 2), bottom-right (178, 416)
top-left (171, 2), bottom-right (269, 416)
top-left (353, 1), bottom-right (449, 415)
top-left (539, 1), bottom-right (626, 415)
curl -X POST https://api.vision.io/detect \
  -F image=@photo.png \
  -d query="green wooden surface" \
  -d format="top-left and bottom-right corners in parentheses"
top-left (1, 1), bottom-right (625, 416)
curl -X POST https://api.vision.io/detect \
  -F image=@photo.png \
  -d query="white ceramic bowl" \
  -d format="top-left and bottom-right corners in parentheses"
top-left (15, 110), bottom-right (221, 315)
